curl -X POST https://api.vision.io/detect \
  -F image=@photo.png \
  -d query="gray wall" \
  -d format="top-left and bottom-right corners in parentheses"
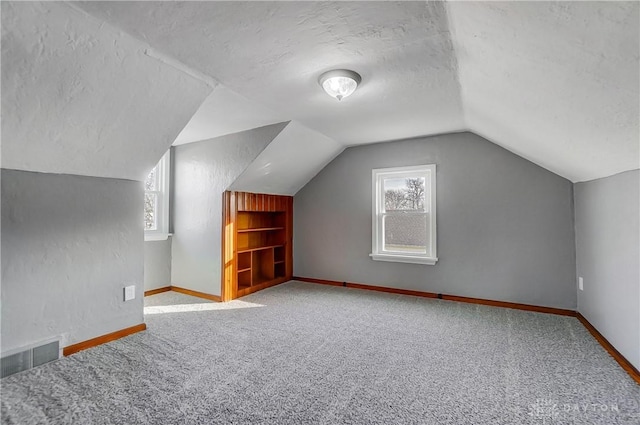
top-left (144, 239), bottom-right (171, 291)
top-left (1, 169), bottom-right (144, 352)
top-left (575, 170), bottom-right (640, 369)
top-left (294, 132), bottom-right (577, 309)
top-left (171, 123), bottom-right (286, 295)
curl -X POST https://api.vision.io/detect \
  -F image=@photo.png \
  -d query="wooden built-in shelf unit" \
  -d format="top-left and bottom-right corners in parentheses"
top-left (222, 191), bottom-right (293, 301)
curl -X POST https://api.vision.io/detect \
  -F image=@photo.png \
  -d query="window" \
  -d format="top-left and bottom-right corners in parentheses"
top-left (370, 164), bottom-right (437, 265)
top-left (144, 150), bottom-right (170, 241)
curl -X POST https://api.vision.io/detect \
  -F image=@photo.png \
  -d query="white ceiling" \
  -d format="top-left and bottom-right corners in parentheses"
top-left (173, 84), bottom-right (285, 146)
top-left (447, 1), bottom-right (639, 182)
top-left (1, 2), bottom-right (211, 181)
top-left (2, 1), bottom-right (638, 186)
top-left (76, 1), bottom-right (466, 146)
top-left (230, 121), bottom-right (344, 196)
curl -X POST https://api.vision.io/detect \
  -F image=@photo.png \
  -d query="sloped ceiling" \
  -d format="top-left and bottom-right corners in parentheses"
top-left (1, 2), bottom-right (212, 181)
top-left (76, 1), bottom-right (465, 148)
top-left (173, 84), bottom-right (285, 146)
top-left (2, 1), bottom-right (638, 186)
top-left (230, 121), bottom-right (344, 196)
top-left (447, 1), bottom-right (639, 182)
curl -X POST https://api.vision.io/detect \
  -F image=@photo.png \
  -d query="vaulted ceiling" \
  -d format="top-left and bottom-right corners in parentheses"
top-left (2, 1), bottom-right (638, 187)
top-left (1, 2), bottom-right (212, 181)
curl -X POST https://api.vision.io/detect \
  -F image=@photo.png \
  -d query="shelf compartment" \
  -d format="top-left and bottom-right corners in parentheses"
top-left (252, 249), bottom-right (274, 285)
top-left (274, 262), bottom-right (286, 279)
top-left (236, 211), bottom-right (286, 231)
top-left (237, 269), bottom-right (251, 289)
top-left (237, 252), bottom-right (251, 271)
top-left (237, 231), bottom-right (285, 252)
top-left (274, 246), bottom-right (285, 263)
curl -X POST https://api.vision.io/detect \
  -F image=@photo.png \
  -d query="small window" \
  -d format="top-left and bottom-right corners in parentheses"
top-left (370, 164), bottom-right (437, 265)
top-left (144, 151), bottom-right (170, 241)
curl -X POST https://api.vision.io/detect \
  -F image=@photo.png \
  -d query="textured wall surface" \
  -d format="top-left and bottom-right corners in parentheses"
top-left (575, 170), bottom-right (640, 369)
top-left (171, 123), bottom-right (286, 295)
top-left (1, 170), bottom-right (144, 352)
top-left (294, 132), bottom-right (577, 309)
top-left (144, 240), bottom-right (172, 291)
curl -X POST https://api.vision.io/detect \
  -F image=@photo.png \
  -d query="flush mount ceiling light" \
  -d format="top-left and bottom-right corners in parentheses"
top-left (318, 69), bottom-right (362, 101)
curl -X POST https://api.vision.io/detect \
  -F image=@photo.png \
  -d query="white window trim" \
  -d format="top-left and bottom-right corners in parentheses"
top-left (144, 150), bottom-right (171, 242)
top-left (370, 164), bottom-right (438, 265)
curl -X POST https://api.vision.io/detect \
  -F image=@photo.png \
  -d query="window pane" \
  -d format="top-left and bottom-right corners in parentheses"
top-left (383, 177), bottom-right (426, 212)
top-left (144, 193), bottom-right (157, 230)
top-left (145, 166), bottom-right (157, 191)
top-left (384, 177), bottom-right (408, 211)
top-left (383, 213), bottom-right (427, 253)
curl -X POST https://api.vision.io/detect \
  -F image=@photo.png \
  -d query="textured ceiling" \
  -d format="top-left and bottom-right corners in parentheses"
top-left (1, 2), bottom-right (212, 180)
top-left (2, 1), bottom-right (638, 185)
top-left (76, 1), bottom-right (465, 147)
top-left (447, 1), bottom-right (639, 182)
top-left (75, 0), bottom-right (640, 182)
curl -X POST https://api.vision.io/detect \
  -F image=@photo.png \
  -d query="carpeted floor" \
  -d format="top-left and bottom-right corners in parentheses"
top-left (2, 281), bottom-right (639, 424)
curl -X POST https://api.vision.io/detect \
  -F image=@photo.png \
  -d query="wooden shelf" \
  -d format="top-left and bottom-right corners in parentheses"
top-left (237, 277), bottom-right (288, 297)
top-left (237, 244), bottom-right (284, 254)
top-left (237, 227), bottom-right (284, 233)
top-left (222, 191), bottom-right (293, 301)
top-left (253, 275), bottom-right (273, 285)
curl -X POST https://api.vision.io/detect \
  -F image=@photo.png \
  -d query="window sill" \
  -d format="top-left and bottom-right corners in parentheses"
top-left (369, 253), bottom-right (438, 265)
top-left (144, 233), bottom-right (172, 242)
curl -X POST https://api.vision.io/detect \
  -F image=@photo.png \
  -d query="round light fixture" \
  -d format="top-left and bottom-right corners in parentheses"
top-left (318, 69), bottom-right (362, 101)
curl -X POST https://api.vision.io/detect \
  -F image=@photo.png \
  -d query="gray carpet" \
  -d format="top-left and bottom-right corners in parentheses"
top-left (2, 281), bottom-right (639, 424)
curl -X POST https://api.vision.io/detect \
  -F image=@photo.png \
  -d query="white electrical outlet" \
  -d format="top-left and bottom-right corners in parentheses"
top-left (578, 277), bottom-right (584, 291)
top-left (124, 285), bottom-right (136, 301)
